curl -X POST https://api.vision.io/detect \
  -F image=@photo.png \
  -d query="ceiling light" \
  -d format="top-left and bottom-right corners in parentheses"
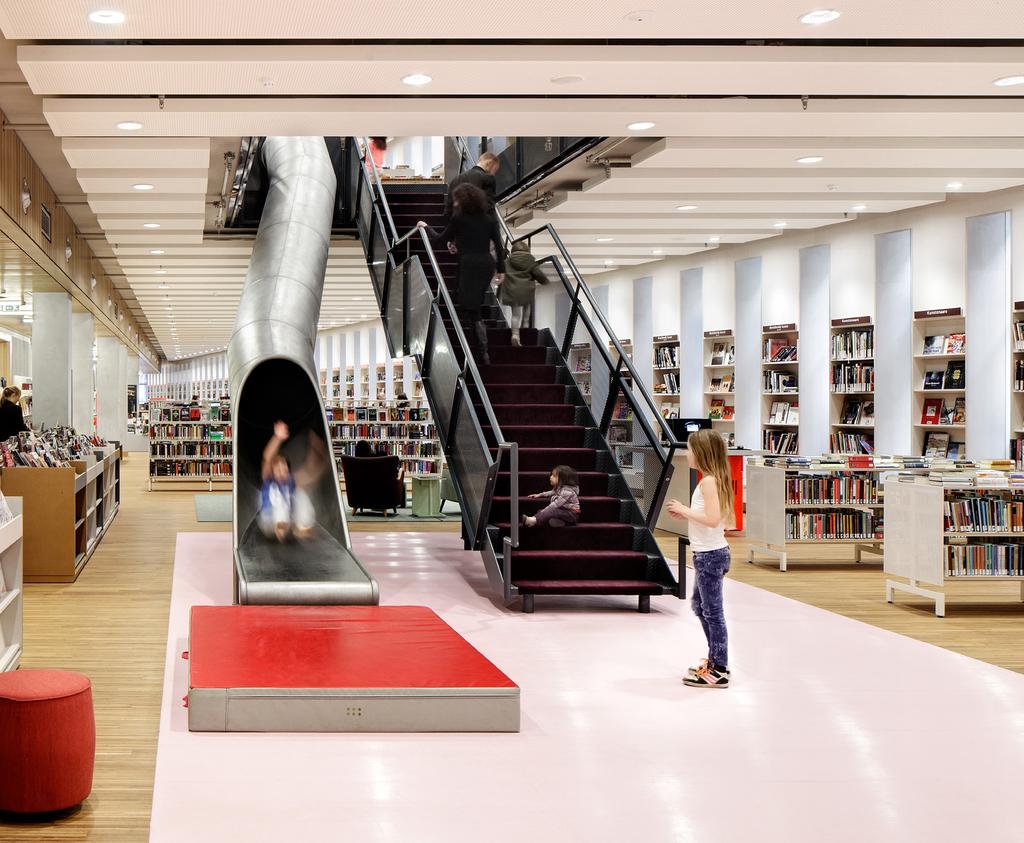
top-left (143, 222), bottom-right (160, 229)
top-left (88, 9), bottom-right (125, 24)
top-left (851, 204), bottom-right (867, 212)
top-left (624, 9), bottom-right (654, 21)
top-left (946, 181), bottom-right (964, 191)
top-left (149, 249), bottom-right (165, 255)
top-left (709, 236), bottom-right (721, 243)
top-left (652, 249), bottom-right (664, 255)
top-left (627, 121), bottom-right (656, 131)
top-left (401, 73), bottom-right (432, 86)
top-left (994, 75), bottom-right (1024, 87)
top-left (596, 237), bottom-right (614, 243)
top-left (676, 205), bottom-right (697, 211)
top-left (550, 74), bottom-right (584, 85)
top-left (773, 222), bottom-right (788, 229)
top-left (158, 283), bottom-right (169, 289)
top-left (155, 269), bottom-right (167, 275)
top-left (800, 9), bottom-right (841, 24)
top-left (132, 183), bottom-right (154, 191)
top-left (604, 259), bottom-right (615, 266)
top-left (117, 121), bottom-right (142, 131)
top-left (796, 155), bottom-right (824, 164)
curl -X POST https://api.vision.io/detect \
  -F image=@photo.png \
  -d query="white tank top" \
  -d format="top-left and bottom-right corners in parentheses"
top-left (688, 482), bottom-right (728, 553)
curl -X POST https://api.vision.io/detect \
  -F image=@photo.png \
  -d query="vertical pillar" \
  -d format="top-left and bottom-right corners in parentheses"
top-left (32, 292), bottom-right (73, 429)
top-left (96, 336), bottom-right (128, 442)
top-left (734, 257), bottom-right (763, 450)
top-left (679, 268), bottom-right (704, 418)
top-left (798, 244), bottom-right (831, 456)
top-left (71, 312), bottom-right (95, 432)
top-left (875, 229), bottom-right (913, 455)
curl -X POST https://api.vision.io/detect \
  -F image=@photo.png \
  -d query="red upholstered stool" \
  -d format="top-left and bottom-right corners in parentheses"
top-left (0, 670), bottom-right (95, 813)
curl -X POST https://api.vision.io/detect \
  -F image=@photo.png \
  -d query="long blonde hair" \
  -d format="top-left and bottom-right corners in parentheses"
top-left (1, 386), bottom-right (21, 405)
top-left (687, 429), bottom-right (734, 528)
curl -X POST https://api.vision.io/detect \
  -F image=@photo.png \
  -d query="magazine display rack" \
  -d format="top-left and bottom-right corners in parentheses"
top-left (912, 308), bottom-right (966, 459)
top-left (703, 330), bottom-right (735, 444)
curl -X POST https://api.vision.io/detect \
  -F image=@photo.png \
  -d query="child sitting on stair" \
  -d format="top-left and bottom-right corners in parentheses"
top-left (522, 464), bottom-right (581, 527)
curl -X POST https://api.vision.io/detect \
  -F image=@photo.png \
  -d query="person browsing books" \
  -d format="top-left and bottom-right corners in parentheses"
top-left (0, 386), bottom-right (30, 441)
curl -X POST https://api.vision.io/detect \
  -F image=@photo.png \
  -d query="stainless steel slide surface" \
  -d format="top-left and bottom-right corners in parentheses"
top-left (227, 136), bottom-right (378, 606)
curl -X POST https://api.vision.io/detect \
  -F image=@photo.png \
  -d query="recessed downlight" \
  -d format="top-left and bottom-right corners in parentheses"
top-left (117, 121), bottom-right (142, 131)
top-left (88, 9), bottom-right (125, 24)
top-left (149, 249), bottom-right (165, 255)
top-left (800, 9), bottom-right (840, 24)
top-left (709, 236), bottom-right (721, 243)
top-left (676, 204), bottom-right (697, 211)
top-left (652, 249), bottom-right (664, 255)
top-left (994, 75), bottom-right (1024, 87)
top-left (773, 221), bottom-right (788, 229)
top-left (851, 204), bottom-right (867, 212)
top-left (596, 237), bottom-right (614, 243)
top-left (550, 74), bottom-right (585, 85)
top-left (132, 183), bottom-right (154, 191)
top-left (155, 269), bottom-right (167, 275)
top-left (796, 155), bottom-right (824, 164)
top-left (604, 259), bottom-right (616, 266)
top-left (158, 284), bottom-right (169, 290)
top-left (143, 222), bottom-right (161, 228)
top-left (401, 73), bottom-right (432, 86)
top-left (946, 181), bottom-right (964, 191)
top-left (627, 121), bottom-right (656, 131)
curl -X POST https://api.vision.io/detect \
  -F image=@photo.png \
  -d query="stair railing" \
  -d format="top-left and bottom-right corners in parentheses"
top-left (351, 139), bottom-right (520, 595)
top-left (454, 136), bottom-right (681, 528)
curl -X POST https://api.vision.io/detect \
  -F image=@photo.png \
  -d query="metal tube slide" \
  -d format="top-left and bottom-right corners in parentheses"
top-left (228, 136), bottom-right (378, 605)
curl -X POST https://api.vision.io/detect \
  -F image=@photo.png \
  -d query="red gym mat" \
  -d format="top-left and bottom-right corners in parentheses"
top-left (187, 605), bottom-right (520, 732)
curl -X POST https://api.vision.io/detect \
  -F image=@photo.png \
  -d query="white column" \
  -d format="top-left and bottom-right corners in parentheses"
top-left (734, 257), bottom-right (763, 450)
top-left (96, 336), bottom-right (128, 442)
top-left (798, 244), bottom-right (831, 456)
top-left (679, 268), bottom-right (704, 418)
top-left (31, 292), bottom-right (73, 429)
top-left (71, 312), bottom-right (95, 432)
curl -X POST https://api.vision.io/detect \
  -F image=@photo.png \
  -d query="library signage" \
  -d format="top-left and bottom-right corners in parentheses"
top-left (704, 329), bottom-right (731, 338)
top-left (763, 322), bottom-right (797, 333)
top-left (1015, 301), bottom-right (1024, 312)
top-left (653, 334), bottom-right (678, 343)
top-left (831, 316), bottom-right (871, 326)
top-left (913, 307), bottom-right (962, 319)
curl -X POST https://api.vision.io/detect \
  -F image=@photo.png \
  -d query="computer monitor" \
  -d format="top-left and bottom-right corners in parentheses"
top-left (667, 417), bottom-right (712, 444)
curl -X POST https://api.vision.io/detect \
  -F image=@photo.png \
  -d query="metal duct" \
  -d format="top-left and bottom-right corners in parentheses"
top-left (227, 136), bottom-right (377, 605)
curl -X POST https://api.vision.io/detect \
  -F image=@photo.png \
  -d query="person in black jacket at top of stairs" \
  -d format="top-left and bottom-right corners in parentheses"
top-left (443, 152), bottom-right (500, 221)
top-left (418, 183), bottom-right (505, 365)
top-left (0, 386), bottom-right (29, 441)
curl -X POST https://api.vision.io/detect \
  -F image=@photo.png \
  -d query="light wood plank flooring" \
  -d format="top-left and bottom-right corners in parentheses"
top-left (3, 456), bottom-right (1022, 840)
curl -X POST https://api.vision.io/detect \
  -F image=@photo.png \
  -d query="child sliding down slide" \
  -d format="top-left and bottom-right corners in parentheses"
top-left (522, 465), bottom-right (581, 528)
top-left (259, 420), bottom-right (316, 542)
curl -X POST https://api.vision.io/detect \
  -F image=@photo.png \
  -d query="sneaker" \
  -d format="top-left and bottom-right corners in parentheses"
top-left (683, 665), bottom-right (729, 688)
top-left (685, 659), bottom-right (731, 680)
top-left (511, 332), bottom-right (521, 347)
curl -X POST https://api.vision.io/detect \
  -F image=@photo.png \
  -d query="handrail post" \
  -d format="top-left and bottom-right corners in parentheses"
top-left (509, 442), bottom-right (519, 549)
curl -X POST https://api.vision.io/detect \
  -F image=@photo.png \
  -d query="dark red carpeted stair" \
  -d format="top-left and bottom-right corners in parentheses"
top-left (382, 184), bottom-right (675, 612)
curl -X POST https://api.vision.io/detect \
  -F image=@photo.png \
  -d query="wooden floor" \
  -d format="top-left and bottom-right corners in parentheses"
top-left (3, 457), bottom-right (1023, 840)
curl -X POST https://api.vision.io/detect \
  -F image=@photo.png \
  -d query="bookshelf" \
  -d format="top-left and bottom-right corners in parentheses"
top-left (912, 308), bottom-right (966, 458)
top-left (761, 323), bottom-right (799, 455)
top-left (148, 378), bottom-right (228, 404)
top-left (652, 334), bottom-right (680, 418)
top-left (148, 399), bottom-right (233, 490)
top-left (1012, 301), bottom-right (1024, 467)
top-left (0, 496), bottom-right (23, 672)
top-left (568, 342), bottom-right (593, 407)
top-left (884, 474), bottom-right (1024, 617)
top-left (326, 400), bottom-right (442, 477)
top-left (746, 459), bottom-right (885, 571)
top-left (829, 317), bottom-right (875, 455)
top-left (703, 330), bottom-right (735, 436)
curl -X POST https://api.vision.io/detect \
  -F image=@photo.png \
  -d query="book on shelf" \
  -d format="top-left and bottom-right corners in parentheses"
top-left (943, 361), bottom-right (965, 389)
top-left (722, 405), bottom-right (735, 421)
top-left (923, 370), bottom-right (944, 390)
top-left (763, 370), bottom-right (797, 393)
top-left (860, 401), bottom-right (875, 425)
top-left (923, 431), bottom-right (950, 458)
top-left (831, 327), bottom-right (874, 360)
top-left (944, 333), bottom-right (965, 354)
top-left (1015, 321), bottom-right (1024, 352)
top-left (769, 401), bottom-right (798, 424)
top-left (946, 441), bottom-right (965, 460)
top-left (709, 377), bottom-right (722, 392)
top-left (922, 335), bottom-right (945, 355)
top-left (921, 398), bottom-right (943, 425)
top-left (952, 397), bottom-right (966, 424)
top-left (764, 340), bottom-right (798, 362)
top-left (720, 374), bottom-right (733, 393)
top-left (709, 399), bottom-right (724, 420)
top-left (710, 343), bottom-right (726, 365)
top-left (830, 361), bottom-right (874, 392)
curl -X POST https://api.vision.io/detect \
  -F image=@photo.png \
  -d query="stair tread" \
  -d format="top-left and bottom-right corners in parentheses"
top-left (513, 580), bottom-right (665, 594)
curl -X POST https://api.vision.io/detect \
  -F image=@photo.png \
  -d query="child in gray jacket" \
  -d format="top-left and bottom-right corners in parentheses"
top-left (523, 465), bottom-right (581, 527)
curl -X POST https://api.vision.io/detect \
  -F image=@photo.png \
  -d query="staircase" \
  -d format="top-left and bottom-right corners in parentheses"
top-left (355, 146), bottom-right (680, 613)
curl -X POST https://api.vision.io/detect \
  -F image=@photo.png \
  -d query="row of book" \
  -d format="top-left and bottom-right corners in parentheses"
top-left (785, 473), bottom-right (879, 505)
top-left (708, 399), bottom-right (735, 421)
top-left (763, 371), bottom-right (797, 393)
top-left (654, 373), bottom-right (679, 394)
top-left (709, 374), bottom-right (735, 393)
top-left (1, 428), bottom-right (110, 469)
top-left (767, 401), bottom-right (799, 424)
top-left (1015, 320), bottom-right (1024, 353)
top-left (921, 397), bottom-right (966, 425)
top-left (763, 430), bottom-right (799, 454)
top-left (829, 432), bottom-right (875, 455)
top-left (655, 346), bottom-right (678, 368)
top-left (150, 442), bottom-right (232, 458)
top-left (330, 424), bottom-right (436, 441)
top-left (763, 339), bottom-right (798, 363)
top-left (830, 362), bottom-right (874, 393)
top-left (922, 333), bottom-right (965, 355)
top-left (708, 343), bottom-right (735, 366)
top-left (923, 431), bottom-right (966, 459)
top-left (944, 498), bottom-right (1024, 533)
top-left (325, 404), bottom-right (430, 423)
top-left (947, 543), bottom-right (1024, 577)
top-left (150, 461), bottom-right (232, 477)
top-left (150, 424), bottom-right (233, 439)
top-left (333, 440), bottom-right (441, 459)
top-left (831, 328), bottom-right (874, 361)
top-left (838, 398), bottom-right (875, 426)
top-left (785, 510), bottom-right (878, 540)
top-left (153, 401), bottom-right (230, 422)
top-left (923, 361), bottom-right (965, 390)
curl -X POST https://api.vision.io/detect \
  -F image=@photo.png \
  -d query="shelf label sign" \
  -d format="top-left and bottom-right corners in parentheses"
top-left (831, 316), bottom-right (871, 326)
top-left (913, 307), bottom-right (962, 318)
top-left (762, 322), bottom-right (797, 332)
top-left (704, 329), bottom-right (731, 337)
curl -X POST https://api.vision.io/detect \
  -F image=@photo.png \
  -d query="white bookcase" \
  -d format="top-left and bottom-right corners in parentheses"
top-left (829, 317), bottom-right (875, 455)
top-left (0, 497), bottom-right (24, 672)
top-left (568, 342), bottom-right (593, 407)
top-left (1012, 301), bottom-right (1024, 466)
top-left (652, 334), bottom-right (680, 418)
top-left (912, 308), bottom-right (966, 458)
top-left (745, 461), bottom-right (883, 571)
top-left (761, 323), bottom-right (799, 455)
top-left (703, 330), bottom-right (735, 437)
top-left (884, 476), bottom-right (1024, 617)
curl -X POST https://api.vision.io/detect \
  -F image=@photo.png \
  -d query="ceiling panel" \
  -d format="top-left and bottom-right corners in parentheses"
top-left (61, 137), bottom-right (210, 169)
